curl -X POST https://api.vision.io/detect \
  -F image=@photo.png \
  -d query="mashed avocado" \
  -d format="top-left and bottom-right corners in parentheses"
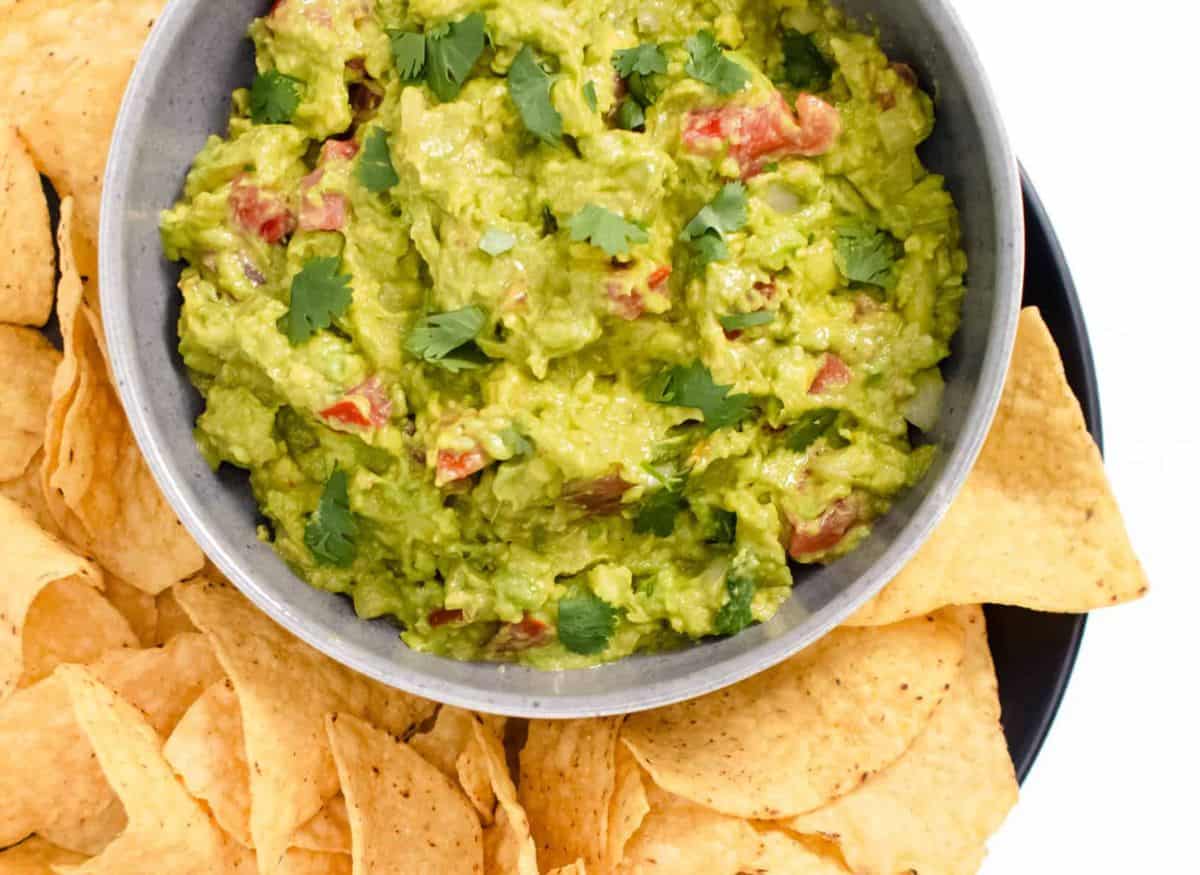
top-left (162, 0), bottom-right (965, 667)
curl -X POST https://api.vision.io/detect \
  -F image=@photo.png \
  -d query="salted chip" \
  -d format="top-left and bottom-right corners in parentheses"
top-left (607, 744), bottom-right (650, 869)
top-left (850, 308), bottom-right (1149, 625)
top-left (474, 719), bottom-right (539, 875)
top-left (101, 576), bottom-right (159, 645)
top-left (0, 126), bottom-right (54, 326)
top-left (40, 199), bottom-right (204, 593)
top-left (0, 327), bottom-right (58, 479)
top-left (545, 864), bottom-right (587, 875)
top-left (326, 712), bottom-right (484, 874)
top-left (39, 797), bottom-right (127, 856)
top-left (787, 606), bottom-right (1017, 874)
top-left (153, 582), bottom-right (200, 643)
top-left (748, 832), bottom-right (852, 874)
top-left (622, 613), bottom-right (964, 819)
top-left (520, 717), bottom-right (622, 871)
top-left (277, 849), bottom-right (352, 875)
top-left (0, 450), bottom-right (61, 535)
top-left (0, 837), bottom-right (87, 873)
top-left (0, 633), bottom-right (221, 849)
top-left (293, 795), bottom-right (352, 855)
top-left (175, 578), bottom-right (435, 873)
top-left (409, 705), bottom-right (497, 823)
top-left (54, 665), bottom-right (252, 874)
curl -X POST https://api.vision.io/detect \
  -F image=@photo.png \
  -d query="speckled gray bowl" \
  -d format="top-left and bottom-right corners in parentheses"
top-left (101, 0), bottom-right (1021, 716)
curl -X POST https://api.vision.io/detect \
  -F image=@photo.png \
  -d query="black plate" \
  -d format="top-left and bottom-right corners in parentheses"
top-left (986, 170), bottom-right (1099, 781)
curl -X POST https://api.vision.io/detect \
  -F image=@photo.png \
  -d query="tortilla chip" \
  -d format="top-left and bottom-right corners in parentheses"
top-left (0, 327), bottom-right (58, 479)
top-left (607, 744), bottom-right (650, 870)
top-left (622, 613), bottom-right (964, 819)
top-left (409, 705), bottom-right (497, 824)
top-left (153, 583), bottom-right (199, 644)
top-left (175, 578), bottom-right (435, 873)
top-left (0, 633), bottom-right (221, 849)
top-left (293, 796), bottom-right (352, 855)
top-left (0, 837), bottom-right (87, 874)
top-left (39, 797), bottom-right (127, 857)
top-left (276, 849), bottom-right (352, 875)
top-left (40, 199), bottom-right (203, 594)
top-left (100, 576), bottom-right (159, 646)
top-left (474, 719), bottom-right (539, 875)
top-left (326, 712), bottom-right (484, 875)
top-left (19, 577), bottom-right (137, 689)
top-left (520, 717), bottom-right (621, 871)
top-left (786, 606), bottom-right (1017, 874)
top-left (0, 126), bottom-right (54, 326)
top-left (850, 308), bottom-right (1149, 625)
top-left (746, 832), bottom-right (852, 874)
top-left (53, 664), bottom-right (252, 874)
top-left (0, 450), bottom-right (58, 537)
top-left (545, 864), bottom-right (587, 875)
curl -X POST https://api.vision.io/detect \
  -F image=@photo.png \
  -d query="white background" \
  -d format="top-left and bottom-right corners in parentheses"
top-left (948, 1), bottom-right (1199, 871)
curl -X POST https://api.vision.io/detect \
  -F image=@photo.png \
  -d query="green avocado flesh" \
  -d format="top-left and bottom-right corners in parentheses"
top-left (161, 0), bottom-right (965, 668)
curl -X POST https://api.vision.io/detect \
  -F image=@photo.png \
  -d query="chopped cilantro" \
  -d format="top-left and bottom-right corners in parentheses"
top-left (583, 80), bottom-right (598, 112)
top-left (786, 407), bottom-right (839, 452)
top-left (781, 30), bottom-right (833, 91)
top-left (613, 43), bottom-right (668, 78)
top-left (303, 468), bottom-right (358, 567)
top-left (691, 232), bottom-right (729, 266)
top-left (249, 70), bottom-right (301, 124)
top-left (835, 221), bottom-right (898, 287)
top-left (478, 227), bottom-right (516, 255)
top-left (389, 31), bottom-right (427, 80)
top-left (614, 98), bottom-right (645, 131)
top-left (702, 507), bottom-right (737, 544)
top-left (719, 311), bottom-right (775, 331)
top-left (388, 13), bottom-right (486, 102)
top-left (627, 71), bottom-right (660, 107)
top-left (540, 204), bottom-right (559, 235)
top-left (634, 469), bottom-right (688, 537)
top-left (567, 204), bottom-right (648, 257)
top-left (682, 183), bottom-right (747, 265)
top-left (357, 128), bottom-right (399, 193)
top-left (645, 360), bottom-right (754, 431)
top-left (280, 257), bottom-right (352, 345)
top-left (405, 306), bottom-right (490, 372)
top-left (557, 592), bottom-right (617, 654)
top-left (508, 45), bottom-right (563, 145)
top-left (712, 574), bottom-right (755, 635)
top-left (685, 31), bottom-right (749, 95)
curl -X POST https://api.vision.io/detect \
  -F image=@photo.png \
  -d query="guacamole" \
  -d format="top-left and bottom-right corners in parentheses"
top-left (161, 0), bottom-right (965, 667)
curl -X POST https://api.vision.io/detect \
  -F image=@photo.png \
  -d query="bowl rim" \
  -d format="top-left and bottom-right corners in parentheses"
top-left (100, 0), bottom-right (1023, 716)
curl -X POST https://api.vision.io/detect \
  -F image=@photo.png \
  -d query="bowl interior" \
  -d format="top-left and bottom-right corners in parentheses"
top-left (101, 0), bottom-right (1021, 716)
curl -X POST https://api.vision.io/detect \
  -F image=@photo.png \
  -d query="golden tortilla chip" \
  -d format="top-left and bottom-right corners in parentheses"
top-left (54, 664), bottom-right (252, 874)
top-left (850, 308), bottom-right (1148, 625)
top-left (0, 837), bottom-right (87, 874)
top-left (409, 705), bottom-right (497, 824)
top-left (622, 613), bottom-right (964, 819)
top-left (292, 796), bottom-right (352, 855)
top-left (326, 712), bottom-right (484, 874)
top-left (607, 743), bottom-right (650, 870)
top-left (545, 864), bottom-right (586, 875)
top-left (175, 578), bottom-right (435, 873)
top-left (101, 576), bottom-right (159, 646)
top-left (747, 832), bottom-right (852, 874)
top-left (0, 126), bottom-right (54, 326)
top-left (0, 450), bottom-right (60, 536)
top-left (153, 582), bottom-right (200, 644)
top-left (474, 719), bottom-right (539, 875)
top-left (40, 199), bottom-right (203, 594)
top-left (786, 606), bottom-right (1017, 874)
top-left (277, 849), bottom-right (352, 875)
top-left (0, 327), bottom-right (58, 479)
top-left (520, 717), bottom-right (621, 872)
top-left (39, 796), bottom-right (127, 857)
top-left (0, 633), bottom-right (221, 849)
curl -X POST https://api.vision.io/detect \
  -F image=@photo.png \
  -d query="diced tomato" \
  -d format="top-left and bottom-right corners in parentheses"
top-left (300, 193), bottom-right (347, 232)
top-left (682, 93), bottom-right (841, 178)
top-left (428, 608), bottom-right (464, 627)
top-left (753, 280), bottom-right (778, 299)
top-left (489, 613), bottom-right (549, 653)
top-left (787, 499), bottom-right (858, 558)
top-left (320, 138), bottom-right (360, 163)
top-left (229, 177), bottom-right (294, 244)
top-left (436, 447), bottom-right (489, 486)
top-left (647, 265), bottom-right (672, 289)
top-left (808, 353), bottom-right (851, 394)
top-left (319, 375), bottom-right (392, 430)
top-left (563, 467), bottom-right (633, 514)
top-left (606, 282), bottom-right (645, 320)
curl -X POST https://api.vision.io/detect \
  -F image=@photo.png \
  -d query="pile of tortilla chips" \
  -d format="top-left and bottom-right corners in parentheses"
top-left (0, 4), bottom-right (1147, 873)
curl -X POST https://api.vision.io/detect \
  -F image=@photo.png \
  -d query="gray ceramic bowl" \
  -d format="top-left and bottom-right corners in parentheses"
top-left (101, 0), bottom-right (1022, 717)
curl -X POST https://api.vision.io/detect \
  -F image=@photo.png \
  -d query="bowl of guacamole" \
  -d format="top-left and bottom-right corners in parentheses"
top-left (102, 0), bottom-right (1021, 712)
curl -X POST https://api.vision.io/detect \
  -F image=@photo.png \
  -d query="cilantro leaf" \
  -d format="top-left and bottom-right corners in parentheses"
top-left (781, 30), bottom-right (833, 90)
top-left (682, 182), bottom-right (747, 240)
top-left (557, 592), bottom-right (617, 654)
top-left (357, 128), bottom-right (399, 193)
top-left (405, 306), bottom-right (490, 372)
top-left (508, 45), bottom-right (563, 145)
top-left (613, 43), bottom-right (668, 78)
top-left (249, 70), bottom-right (301, 124)
top-left (719, 310), bottom-right (774, 331)
top-left (280, 257), bottom-right (352, 345)
top-left (633, 469), bottom-right (688, 537)
top-left (702, 507), bottom-right (737, 544)
top-left (685, 31), bottom-right (750, 95)
top-left (304, 468), bottom-right (358, 566)
top-left (786, 407), bottom-right (839, 452)
top-left (691, 232), bottom-right (728, 266)
top-left (583, 80), bottom-right (598, 112)
top-left (645, 360), bottom-right (754, 431)
top-left (567, 204), bottom-right (648, 257)
top-left (479, 227), bottom-right (516, 255)
top-left (425, 13), bottom-right (487, 102)
top-left (712, 574), bottom-right (755, 635)
top-left (835, 221), bottom-right (898, 287)
top-left (626, 71), bottom-right (661, 107)
top-left (389, 31), bottom-right (427, 80)
top-left (614, 98), bottom-right (645, 131)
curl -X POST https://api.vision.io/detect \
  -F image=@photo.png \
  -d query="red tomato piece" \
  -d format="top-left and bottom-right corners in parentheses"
top-left (319, 399), bottom-right (371, 429)
top-left (682, 94), bottom-right (841, 177)
top-left (647, 265), bottom-right (672, 289)
top-left (319, 375), bottom-right (392, 430)
top-left (436, 447), bottom-right (489, 485)
top-left (606, 281), bottom-right (645, 320)
top-left (300, 192), bottom-right (347, 232)
top-left (319, 138), bottom-right (360, 163)
top-left (490, 613), bottom-right (549, 653)
top-left (808, 353), bottom-right (851, 394)
top-left (428, 608), bottom-right (465, 627)
top-left (229, 177), bottom-right (294, 244)
top-left (787, 499), bottom-right (858, 558)
top-left (792, 93), bottom-right (842, 156)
